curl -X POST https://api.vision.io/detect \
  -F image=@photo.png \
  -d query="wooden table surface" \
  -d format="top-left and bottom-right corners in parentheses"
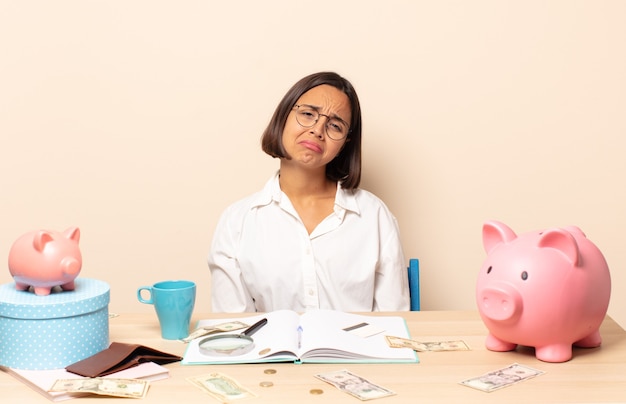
top-left (2, 310), bottom-right (625, 403)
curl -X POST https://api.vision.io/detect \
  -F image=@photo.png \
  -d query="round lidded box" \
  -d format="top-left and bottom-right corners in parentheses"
top-left (0, 278), bottom-right (109, 370)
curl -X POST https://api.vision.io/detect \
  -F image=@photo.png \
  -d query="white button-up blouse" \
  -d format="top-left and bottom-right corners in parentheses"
top-left (208, 172), bottom-right (409, 313)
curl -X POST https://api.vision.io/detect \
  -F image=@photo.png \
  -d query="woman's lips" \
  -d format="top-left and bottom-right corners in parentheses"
top-left (299, 140), bottom-right (322, 153)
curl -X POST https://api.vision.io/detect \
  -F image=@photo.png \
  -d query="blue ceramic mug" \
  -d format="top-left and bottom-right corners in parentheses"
top-left (137, 280), bottom-right (196, 340)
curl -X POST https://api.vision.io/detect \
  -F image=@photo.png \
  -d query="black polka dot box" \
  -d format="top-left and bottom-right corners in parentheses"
top-left (0, 278), bottom-right (110, 370)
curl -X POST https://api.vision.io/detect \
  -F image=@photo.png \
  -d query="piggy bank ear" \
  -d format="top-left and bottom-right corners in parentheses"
top-left (33, 231), bottom-right (54, 252)
top-left (483, 220), bottom-right (517, 254)
top-left (63, 227), bottom-right (81, 243)
top-left (537, 228), bottom-right (581, 266)
top-left (563, 225), bottom-right (586, 238)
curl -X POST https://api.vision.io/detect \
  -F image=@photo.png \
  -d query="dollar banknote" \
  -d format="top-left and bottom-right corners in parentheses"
top-left (49, 378), bottom-right (149, 398)
top-left (315, 369), bottom-right (395, 401)
top-left (460, 363), bottom-right (545, 392)
top-left (181, 321), bottom-right (249, 343)
top-left (385, 335), bottom-right (470, 351)
top-left (188, 372), bottom-right (257, 401)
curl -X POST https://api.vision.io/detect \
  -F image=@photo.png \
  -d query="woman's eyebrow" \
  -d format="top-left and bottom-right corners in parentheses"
top-left (300, 103), bottom-right (349, 124)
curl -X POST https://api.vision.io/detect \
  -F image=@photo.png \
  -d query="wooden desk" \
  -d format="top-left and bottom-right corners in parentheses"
top-left (2, 311), bottom-right (625, 403)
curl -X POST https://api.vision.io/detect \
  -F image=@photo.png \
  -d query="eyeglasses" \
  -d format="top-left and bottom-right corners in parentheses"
top-left (293, 104), bottom-right (350, 140)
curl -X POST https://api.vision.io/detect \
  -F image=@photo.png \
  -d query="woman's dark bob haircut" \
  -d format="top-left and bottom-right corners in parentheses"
top-left (261, 72), bottom-right (362, 190)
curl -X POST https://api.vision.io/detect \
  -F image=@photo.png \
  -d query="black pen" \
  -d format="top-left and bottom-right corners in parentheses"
top-left (243, 318), bottom-right (268, 337)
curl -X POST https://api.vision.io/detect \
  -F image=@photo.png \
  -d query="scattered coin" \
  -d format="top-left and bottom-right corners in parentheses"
top-left (260, 381), bottom-right (274, 387)
top-left (264, 369), bottom-right (277, 374)
top-left (258, 348), bottom-right (271, 355)
top-left (309, 389), bottom-right (324, 395)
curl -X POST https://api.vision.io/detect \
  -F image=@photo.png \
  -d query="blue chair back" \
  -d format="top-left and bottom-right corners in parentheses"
top-left (408, 258), bottom-right (420, 311)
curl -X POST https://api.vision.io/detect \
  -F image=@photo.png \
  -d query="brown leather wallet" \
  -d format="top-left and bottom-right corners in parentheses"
top-left (65, 342), bottom-right (182, 377)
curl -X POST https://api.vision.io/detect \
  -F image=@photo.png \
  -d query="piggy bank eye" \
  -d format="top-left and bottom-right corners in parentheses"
top-left (521, 271), bottom-right (528, 281)
top-left (486, 266), bottom-right (493, 274)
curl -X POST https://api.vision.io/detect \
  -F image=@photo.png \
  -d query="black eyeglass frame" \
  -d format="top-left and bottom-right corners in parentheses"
top-left (293, 104), bottom-right (351, 140)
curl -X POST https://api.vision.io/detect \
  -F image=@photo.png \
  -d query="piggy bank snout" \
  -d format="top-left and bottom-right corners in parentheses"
top-left (478, 284), bottom-right (523, 322)
top-left (61, 257), bottom-right (82, 276)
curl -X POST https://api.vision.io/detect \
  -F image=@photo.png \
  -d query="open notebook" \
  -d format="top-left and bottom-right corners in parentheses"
top-left (182, 309), bottom-right (418, 365)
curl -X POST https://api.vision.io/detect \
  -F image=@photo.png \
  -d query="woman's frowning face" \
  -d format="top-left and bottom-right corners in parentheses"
top-left (281, 84), bottom-right (352, 169)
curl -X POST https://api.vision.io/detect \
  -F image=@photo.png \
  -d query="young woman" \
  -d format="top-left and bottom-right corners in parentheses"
top-left (208, 72), bottom-right (409, 312)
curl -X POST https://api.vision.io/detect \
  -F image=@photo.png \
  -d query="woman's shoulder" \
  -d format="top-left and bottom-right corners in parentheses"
top-left (219, 175), bottom-right (277, 219)
top-left (349, 188), bottom-right (401, 233)
top-left (339, 186), bottom-right (398, 221)
top-left (221, 189), bottom-right (268, 217)
top-left (345, 186), bottom-right (390, 208)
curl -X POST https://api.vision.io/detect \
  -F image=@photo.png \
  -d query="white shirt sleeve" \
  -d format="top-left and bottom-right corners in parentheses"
top-left (208, 202), bottom-right (256, 312)
top-left (373, 212), bottom-right (410, 311)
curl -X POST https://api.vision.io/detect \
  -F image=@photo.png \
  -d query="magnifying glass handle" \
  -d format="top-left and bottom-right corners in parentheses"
top-left (243, 318), bottom-right (268, 337)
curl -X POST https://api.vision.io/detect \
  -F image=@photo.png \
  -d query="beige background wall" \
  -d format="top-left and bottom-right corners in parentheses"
top-left (1, 1), bottom-right (625, 328)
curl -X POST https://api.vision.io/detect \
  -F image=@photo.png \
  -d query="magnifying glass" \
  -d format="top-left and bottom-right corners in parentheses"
top-left (198, 318), bottom-right (268, 356)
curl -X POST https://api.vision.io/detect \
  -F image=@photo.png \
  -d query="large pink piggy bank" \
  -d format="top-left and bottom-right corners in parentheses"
top-left (8, 227), bottom-right (82, 296)
top-left (477, 220), bottom-right (611, 362)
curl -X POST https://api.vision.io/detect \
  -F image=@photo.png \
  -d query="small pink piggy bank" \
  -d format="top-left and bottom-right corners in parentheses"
top-left (8, 227), bottom-right (82, 296)
top-left (477, 220), bottom-right (611, 362)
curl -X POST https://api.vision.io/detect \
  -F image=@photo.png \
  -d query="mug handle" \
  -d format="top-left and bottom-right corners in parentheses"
top-left (137, 286), bottom-right (154, 304)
